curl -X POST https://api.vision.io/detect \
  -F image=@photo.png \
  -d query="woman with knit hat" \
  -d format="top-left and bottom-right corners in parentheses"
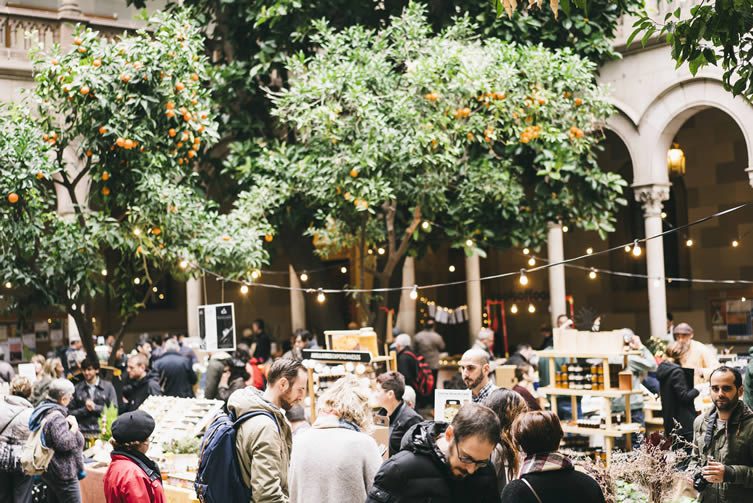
top-left (103, 410), bottom-right (164, 503)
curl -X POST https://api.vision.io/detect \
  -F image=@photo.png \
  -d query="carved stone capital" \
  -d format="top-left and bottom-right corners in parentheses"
top-left (633, 183), bottom-right (670, 218)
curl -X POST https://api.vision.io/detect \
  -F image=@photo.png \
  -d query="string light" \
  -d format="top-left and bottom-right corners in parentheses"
top-left (133, 278), bottom-right (141, 285)
top-left (733, 240), bottom-right (739, 248)
top-left (661, 212), bottom-right (667, 219)
top-left (101, 269), bottom-right (108, 276)
top-left (523, 248), bottom-right (530, 255)
top-left (316, 289), bottom-right (326, 303)
top-left (562, 225), bottom-right (569, 233)
top-left (631, 241), bottom-right (642, 257)
top-left (300, 272), bottom-right (309, 282)
top-left (588, 269), bottom-right (597, 280)
top-left (409, 285), bottom-right (418, 300)
top-left (586, 247), bottom-right (593, 255)
top-left (528, 303), bottom-right (536, 313)
top-left (465, 239), bottom-right (474, 247)
top-left (4, 281), bottom-right (11, 289)
top-left (377, 247), bottom-right (385, 255)
top-left (624, 245), bottom-right (631, 253)
top-left (152, 286), bottom-right (158, 293)
top-left (448, 265), bottom-right (456, 272)
top-left (510, 303), bottom-right (518, 314)
top-left (519, 269), bottom-right (529, 286)
top-left (742, 296), bottom-right (747, 302)
top-left (240, 284), bottom-right (249, 295)
top-left (133, 228), bottom-right (142, 236)
top-left (158, 293), bottom-right (165, 300)
top-left (251, 270), bottom-right (261, 280)
top-left (340, 266), bottom-right (348, 274)
top-left (421, 221), bottom-right (430, 230)
top-left (179, 259), bottom-right (188, 269)
top-left (686, 238), bottom-right (693, 247)
top-left (527, 257), bottom-right (536, 267)
top-left (367, 249), bottom-right (374, 255)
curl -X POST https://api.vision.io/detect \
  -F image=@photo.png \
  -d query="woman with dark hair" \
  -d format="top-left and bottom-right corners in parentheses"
top-left (483, 388), bottom-right (528, 494)
top-left (218, 358), bottom-right (250, 404)
top-left (104, 410), bottom-right (164, 502)
top-left (500, 411), bottom-right (604, 503)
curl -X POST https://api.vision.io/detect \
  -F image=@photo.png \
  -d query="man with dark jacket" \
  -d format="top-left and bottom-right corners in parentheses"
top-left (367, 403), bottom-right (499, 503)
top-left (376, 371), bottom-right (423, 457)
top-left (394, 334), bottom-right (419, 392)
top-left (68, 358), bottom-right (117, 439)
top-left (121, 354), bottom-right (162, 413)
top-left (152, 339), bottom-right (197, 398)
top-left (691, 366), bottom-right (753, 503)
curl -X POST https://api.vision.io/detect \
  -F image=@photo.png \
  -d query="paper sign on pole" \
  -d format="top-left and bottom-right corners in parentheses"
top-left (198, 303), bottom-right (236, 352)
top-left (434, 389), bottom-right (472, 423)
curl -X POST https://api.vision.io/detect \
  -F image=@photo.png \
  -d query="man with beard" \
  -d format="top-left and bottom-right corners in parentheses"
top-left (121, 354), bottom-right (162, 413)
top-left (459, 349), bottom-right (497, 403)
top-left (366, 402), bottom-right (499, 502)
top-left (227, 358), bottom-right (307, 503)
top-left (691, 366), bottom-right (753, 502)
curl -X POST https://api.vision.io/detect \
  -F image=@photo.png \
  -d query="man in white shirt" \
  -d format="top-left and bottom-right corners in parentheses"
top-left (673, 322), bottom-right (720, 383)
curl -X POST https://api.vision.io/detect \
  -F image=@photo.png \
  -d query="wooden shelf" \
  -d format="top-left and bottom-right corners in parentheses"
top-left (537, 350), bottom-right (642, 359)
top-left (562, 424), bottom-right (642, 438)
top-left (538, 386), bottom-right (640, 398)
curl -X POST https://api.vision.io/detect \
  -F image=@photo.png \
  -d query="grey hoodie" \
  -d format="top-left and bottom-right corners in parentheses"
top-left (227, 387), bottom-right (292, 503)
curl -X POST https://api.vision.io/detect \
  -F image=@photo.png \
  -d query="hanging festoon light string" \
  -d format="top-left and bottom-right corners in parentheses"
top-left (187, 201), bottom-right (753, 299)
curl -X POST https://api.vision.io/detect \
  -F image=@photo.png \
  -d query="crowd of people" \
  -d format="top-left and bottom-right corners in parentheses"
top-left (0, 314), bottom-right (752, 503)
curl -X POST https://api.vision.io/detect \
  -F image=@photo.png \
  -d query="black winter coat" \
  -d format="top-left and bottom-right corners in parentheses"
top-left (68, 378), bottom-right (118, 436)
top-left (396, 350), bottom-right (419, 391)
top-left (657, 361), bottom-right (699, 439)
top-left (380, 401), bottom-right (423, 457)
top-left (121, 375), bottom-right (162, 413)
top-left (500, 467), bottom-right (605, 503)
top-left (366, 421), bottom-right (499, 503)
top-left (152, 351), bottom-right (197, 398)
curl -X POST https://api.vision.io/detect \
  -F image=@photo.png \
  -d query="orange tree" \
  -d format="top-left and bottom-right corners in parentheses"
top-left (249, 5), bottom-right (627, 331)
top-left (0, 11), bottom-right (277, 362)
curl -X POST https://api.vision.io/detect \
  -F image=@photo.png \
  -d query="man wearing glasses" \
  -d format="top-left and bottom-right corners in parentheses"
top-left (366, 403), bottom-right (499, 502)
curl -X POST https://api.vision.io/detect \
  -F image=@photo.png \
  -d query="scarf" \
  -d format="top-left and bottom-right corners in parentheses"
top-left (519, 452), bottom-right (573, 476)
top-left (112, 449), bottom-right (162, 483)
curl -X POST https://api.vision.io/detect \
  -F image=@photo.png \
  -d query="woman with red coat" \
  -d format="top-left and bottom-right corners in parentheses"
top-left (104, 410), bottom-right (165, 503)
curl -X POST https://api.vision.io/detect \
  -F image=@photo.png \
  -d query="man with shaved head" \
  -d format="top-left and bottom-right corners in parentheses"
top-left (459, 349), bottom-right (497, 403)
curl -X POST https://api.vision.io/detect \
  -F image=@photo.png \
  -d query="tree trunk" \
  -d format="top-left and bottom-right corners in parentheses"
top-left (70, 308), bottom-right (97, 364)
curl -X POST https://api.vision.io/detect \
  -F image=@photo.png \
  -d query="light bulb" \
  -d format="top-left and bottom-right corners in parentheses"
top-left (624, 245), bottom-right (631, 253)
top-left (421, 221), bottom-right (430, 230)
top-left (101, 268), bottom-right (108, 276)
top-left (510, 304), bottom-right (518, 314)
top-left (152, 286), bottom-right (158, 293)
top-left (300, 272), bottom-right (309, 282)
top-left (377, 247), bottom-right (386, 255)
top-left (133, 277), bottom-right (141, 285)
top-left (4, 281), bottom-right (11, 289)
top-left (133, 228), bottom-right (142, 236)
top-left (519, 270), bottom-right (529, 286)
top-left (562, 225), bottom-right (569, 233)
top-left (733, 240), bottom-right (740, 248)
top-left (251, 270), bottom-right (261, 280)
top-left (686, 239), bottom-right (693, 247)
top-left (528, 303), bottom-right (536, 313)
top-left (465, 239), bottom-right (474, 247)
top-left (661, 212), bottom-right (667, 219)
top-left (742, 297), bottom-right (747, 302)
top-left (586, 247), bottom-right (593, 255)
top-left (316, 289), bottom-right (326, 303)
top-left (340, 266), bottom-right (348, 274)
top-left (240, 284), bottom-right (249, 295)
top-left (158, 293), bottom-right (165, 300)
top-left (527, 257), bottom-right (536, 267)
top-left (179, 259), bottom-right (188, 269)
top-left (409, 285), bottom-right (418, 300)
top-left (589, 270), bottom-right (597, 280)
top-left (632, 242), bottom-right (642, 257)
top-left (367, 249), bottom-right (374, 255)
top-left (523, 248), bottom-right (530, 255)
top-left (449, 265), bottom-right (456, 272)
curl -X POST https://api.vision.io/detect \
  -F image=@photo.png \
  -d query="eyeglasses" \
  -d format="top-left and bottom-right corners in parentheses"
top-left (454, 441), bottom-right (489, 468)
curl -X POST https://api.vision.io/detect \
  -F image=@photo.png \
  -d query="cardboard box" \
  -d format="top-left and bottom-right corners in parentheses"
top-left (370, 424), bottom-right (390, 460)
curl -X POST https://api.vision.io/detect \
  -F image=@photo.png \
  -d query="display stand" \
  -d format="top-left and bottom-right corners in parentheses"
top-left (537, 349), bottom-right (644, 464)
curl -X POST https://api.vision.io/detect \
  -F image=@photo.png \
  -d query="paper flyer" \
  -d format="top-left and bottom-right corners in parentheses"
top-left (18, 363), bottom-right (37, 383)
top-left (434, 389), bottom-right (472, 423)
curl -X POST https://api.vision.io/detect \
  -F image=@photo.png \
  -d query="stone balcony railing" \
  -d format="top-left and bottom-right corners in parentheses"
top-left (0, 3), bottom-right (142, 76)
top-left (613, 0), bottom-right (705, 51)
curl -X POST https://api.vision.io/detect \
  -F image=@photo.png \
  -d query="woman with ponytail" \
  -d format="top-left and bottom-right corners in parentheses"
top-left (483, 388), bottom-right (529, 493)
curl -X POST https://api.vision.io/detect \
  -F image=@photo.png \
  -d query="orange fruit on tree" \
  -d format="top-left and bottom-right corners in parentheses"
top-left (176, 142), bottom-right (184, 149)
top-left (124, 139), bottom-right (134, 150)
top-left (151, 227), bottom-right (161, 236)
top-left (169, 128), bottom-right (177, 138)
top-left (116, 137), bottom-right (126, 148)
top-left (120, 73), bottom-right (131, 83)
top-left (80, 86), bottom-right (90, 95)
top-left (538, 97), bottom-right (547, 105)
top-left (175, 82), bottom-right (185, 92)
top-left (264, 234), bottom-right (273, 242)
top-left (181, 132), bottom-right (189, 142)
top-left (166, 102), bottom-right (175, 110)
top-left (178, 158), bottom-right (184, 165)
top-left (136, 245), bottom-right (143, 254)
top-left (349, 168), bottom-right (359, 178)
top-left (221, 234), bottom-right (231, 241)
top-left (466, 132), bottom-right (474, 141)
top-left (36, 172), bottom-right (45, 180)
top-left (78, 47), bottom-right (86, 54)
top-left (93, 59), bottom-right (102, 67)
top-left (99, 126), bottom-right (108, 135)
top-left (73, 37), bottom-right (82, 45)
top-left (187, 150), bottom-right (196, 158)
top-left (166, 110), bottom-right (175, 119)
top-left (424, 92), bottom-right (439, 102)
top-left (183, 113), bottom-right (192, 122)
top-left (191, 98), bottom-right (198, 106)
top-left (43, 133), bottom-right (49, 141)
top-left (86, 149), bottom-right (93, 157)
top-left (574, 97), bottom-right (583, 106)
top-left (193, 136), bottom-right (200, 144)
top-left (102, 171), bottom-right (110, 181)
top-left (7, 192), bottom-right (19, 204)
top-left (191, 73), bottom-right (199, 81)
top-left (101, 187), bottom-right (110, 196)
top-left (51, 58), bottom-right (59, 65)
top-left (192, 143), bottom-right (200, 151)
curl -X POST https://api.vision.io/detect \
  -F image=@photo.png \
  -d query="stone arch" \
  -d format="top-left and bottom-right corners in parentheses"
top-left (638, 78), bottom-right (753, 185)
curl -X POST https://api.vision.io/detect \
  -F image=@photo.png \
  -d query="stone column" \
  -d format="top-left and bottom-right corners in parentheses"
top-left (635, 184), bottom-right (670, 340)
top-left (465, 252), bottom-right (482, 346)
top-left (547, 222), bottom-right (567, 328)
top-left (396, 257), bottom-right (416, 335)
top-left (289, 265), bottom-right (306, 331)
top-left (186, 278), bottom-right (202, 338)
top-left (58, 0), bottom-right (82, 17)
